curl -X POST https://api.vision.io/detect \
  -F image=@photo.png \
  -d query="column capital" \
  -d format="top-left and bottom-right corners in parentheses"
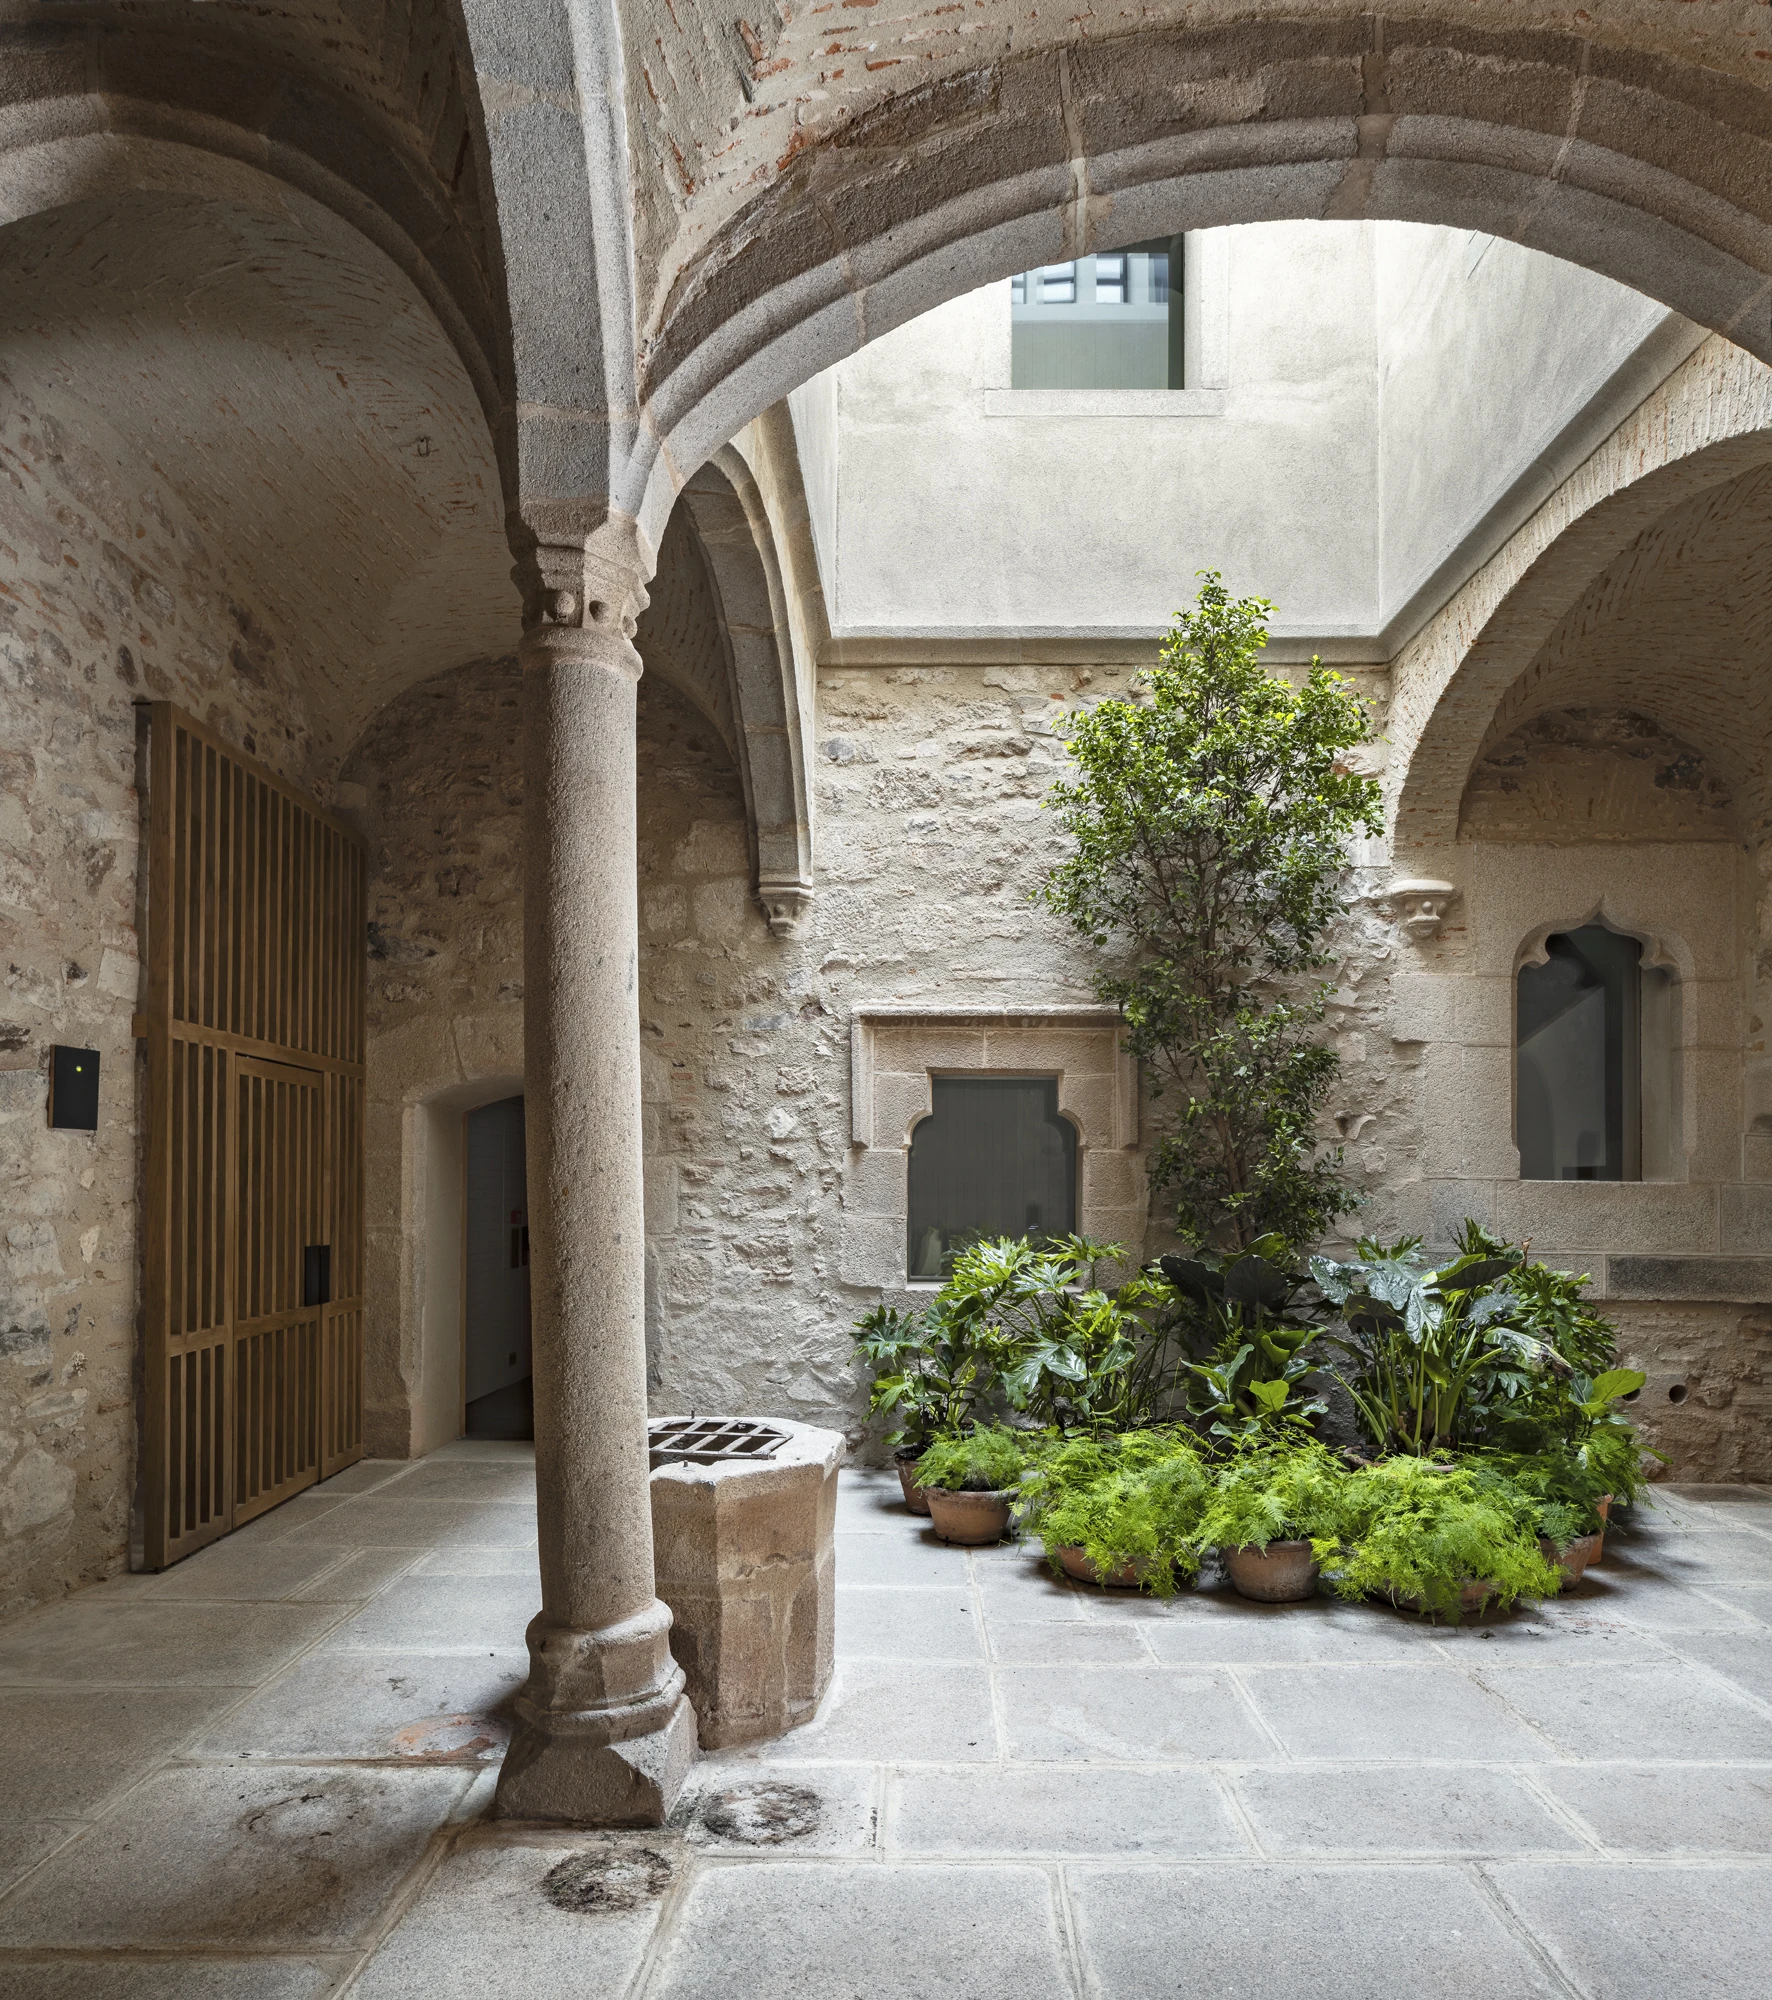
top-left (510, 513), bottom-right (656, 669)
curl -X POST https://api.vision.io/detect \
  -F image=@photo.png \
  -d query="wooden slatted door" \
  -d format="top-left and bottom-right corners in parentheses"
top-left (140, 703), bottom-right (367, 1568)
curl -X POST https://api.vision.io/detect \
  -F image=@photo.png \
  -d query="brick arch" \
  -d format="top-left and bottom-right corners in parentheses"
top-left (1390, 335), bottom-right (1772, 858)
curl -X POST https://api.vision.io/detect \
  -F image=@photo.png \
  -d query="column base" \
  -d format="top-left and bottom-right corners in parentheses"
top-left (493, 1600), bottom-right (699, 1825)
top-left (495, 1686), bottom-right (697, 1826)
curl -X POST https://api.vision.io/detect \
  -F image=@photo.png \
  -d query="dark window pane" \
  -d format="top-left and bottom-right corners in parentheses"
top-left (1517, 925), bottom-right (1642, 1181)
top-left (906, 1077), bottom-right (1077, 1278)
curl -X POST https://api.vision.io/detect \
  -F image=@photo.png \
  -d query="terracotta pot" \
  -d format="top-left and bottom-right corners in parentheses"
top-left (1225, 1540), bottom-right (1319, 1603)
top-left (1390, 1578), bottom-right (1496, 1618)
top-left (1540, 1531), bottom-right (1602, 1591)
top-left (1593, 1494), bottom-right (1613, 1563)
top-left (894, 1453), bottom-right (931, 1517)
top-left (1053, 1543), bottom-right (1150, 1589)
top-left (925, 1487), bottom-right (1013, 1545)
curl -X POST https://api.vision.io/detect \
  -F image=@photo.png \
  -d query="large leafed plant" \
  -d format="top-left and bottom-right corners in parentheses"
top-left (1042, 572), bottom-right (1383, 1252)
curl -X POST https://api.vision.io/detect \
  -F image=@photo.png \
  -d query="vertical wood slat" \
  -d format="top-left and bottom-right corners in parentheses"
top-left (141, 704), bottom-right (366, 1567)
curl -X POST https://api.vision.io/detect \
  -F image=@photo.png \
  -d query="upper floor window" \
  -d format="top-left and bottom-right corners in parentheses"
top-left (1010, 239), bottom-right (1182, 390)
top-left (907, 1076), bottom-right (1077, 1278)
top-left (1516, 924), bottom-right (1679, 1181)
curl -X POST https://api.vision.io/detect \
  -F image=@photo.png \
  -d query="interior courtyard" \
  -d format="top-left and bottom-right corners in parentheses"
top-left (2, 1), bottom-right (1772, 1992)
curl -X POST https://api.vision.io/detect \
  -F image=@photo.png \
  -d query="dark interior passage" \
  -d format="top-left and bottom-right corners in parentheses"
top-left (463, 1095), bottom-right (534, 1439)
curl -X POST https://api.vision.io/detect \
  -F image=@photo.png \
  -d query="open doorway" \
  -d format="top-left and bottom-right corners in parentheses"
top-left (463, 1095), bottom-right (533, 1439)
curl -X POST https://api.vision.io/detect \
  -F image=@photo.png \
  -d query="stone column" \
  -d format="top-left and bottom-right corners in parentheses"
top-left (495, 533), bottom-right (697, 1824)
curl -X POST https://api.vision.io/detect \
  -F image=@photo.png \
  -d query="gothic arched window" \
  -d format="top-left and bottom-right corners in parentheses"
top-left (906, 1076), bottom-right (1077, 1279)
top-left (1516, 924), bottom-right (1678, 1181)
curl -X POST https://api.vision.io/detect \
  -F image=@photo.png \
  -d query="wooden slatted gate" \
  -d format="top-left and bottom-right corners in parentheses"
top-left (140, 703), bottom-right (367, 1568)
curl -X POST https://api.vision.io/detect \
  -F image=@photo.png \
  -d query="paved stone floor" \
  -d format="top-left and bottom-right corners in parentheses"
top-left (1, 1445), bottom-right (1771, 1996)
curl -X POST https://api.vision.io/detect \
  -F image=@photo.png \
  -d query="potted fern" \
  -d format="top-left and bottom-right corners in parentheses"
top-left (1334, 1457), bottom-right (1561, 1620)
top-left (1193, 1433), bottom-right (1348, 1602)
top-left (914, 1427), bottom-right (1028, 1545)
top-left (1021, 1430), bottom-right (1210, 1594)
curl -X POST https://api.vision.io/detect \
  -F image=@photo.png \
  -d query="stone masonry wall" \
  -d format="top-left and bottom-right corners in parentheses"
top-left (354, 650), bottom-right (1763, 1484)
top-left (0, 357), bottom-right (322, 1617)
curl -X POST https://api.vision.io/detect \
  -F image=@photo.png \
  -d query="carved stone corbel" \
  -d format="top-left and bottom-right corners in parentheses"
top-left (757, 878), bottom-right (813, 939)
top-left (1384, 878), bottom-right (1458, 943)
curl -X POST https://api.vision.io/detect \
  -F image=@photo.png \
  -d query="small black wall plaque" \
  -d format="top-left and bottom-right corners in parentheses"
top-left (303, 1244), bottom-right (332, 1308)
top-left (48, 1046), bottom-right (99, 1131)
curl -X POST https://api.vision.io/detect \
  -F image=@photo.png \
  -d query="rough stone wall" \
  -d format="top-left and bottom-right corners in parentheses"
top-left (0, 355), bottom-right (323, 1617)
top-left (348, 641), bottom-right (1765, 1483)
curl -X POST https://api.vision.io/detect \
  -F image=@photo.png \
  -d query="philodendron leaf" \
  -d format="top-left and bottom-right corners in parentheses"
top-left (1248, 1378), bottom-right (1290, 1414)
top-left (1588, 1368), bottom-right (1647, 1405)
top-left (1160, 1256), bottom-right (1224, 1303)
top-left (1224, 1255), bottom-right (1290, 1308)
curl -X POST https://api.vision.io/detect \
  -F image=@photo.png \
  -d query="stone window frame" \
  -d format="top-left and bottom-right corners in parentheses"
top-left (842, 1007), bottom-right (1145, 1290)
top-left (1512, 912), bottom-right (1690, 1188)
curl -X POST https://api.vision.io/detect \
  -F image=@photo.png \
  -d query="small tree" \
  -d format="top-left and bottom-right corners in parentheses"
top-left (1042, 572), bottom-right (1383, 1252)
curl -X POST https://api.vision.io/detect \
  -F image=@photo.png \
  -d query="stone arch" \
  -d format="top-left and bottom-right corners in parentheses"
top-left (618, 15), bottom-right (1772, 539)
top-left (676, 450), bottom-right (815, 936)
top-left (1390, 335), bottom-right (1772, 858)
top-left (0, 33), bottom-right (503, 451)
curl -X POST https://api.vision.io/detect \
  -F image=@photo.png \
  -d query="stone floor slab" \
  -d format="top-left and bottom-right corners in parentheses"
top-left (0, 1685), bottom-right (244, 1816)
top-left (312, 1459), bottom-right (411, 1496)
top-left (0, 1822), bottom-right (81, 1895)
top-left (987, 1617), bottom-right (1150, 1664)
top-left (279, 1497), bottom-right (538, 1551)
top-left (834, 1531), bottom-right (974, 1587)
top-left (677, 1760), bottom-right (878, 1853)
top-left (286, 1549), bottom-right (428, 1603)
top-left (349, 1831), bottom-right (666, 2000)
top-left (1537, 1763), bottom-right (1772, 1854)
top-left (768, 1660), bottom-right (998, 1763)
top-left (138, 1540), bottom-right (367, 1603)
top-left (190, 1647), bottom-right (525, 1762)
top-left (995, 1663), bottom-right (1272, 1762)
top-left (319, 1572), bottom-right (540, 1652)
top-left (1491, 1861), bottom-right (1772, 2000)
top-left (0, 1764), bottom-right (472, 1949)
top-left (0, 1959), bottom-right (339, 1998)
top-left (379, 1459), bottom-right (538, 1505)
top-left (1473, 1660), bottom-right (1772, 1760)
top-left (1238, 1663), bottom-right (1550, 1762)
top-left (0, 1598), bottom-right (339, 1688)
top-left (835, 1470), bottom-right (909, 1532)
top-left (891, 1764), bottom-right (1246, 1856)
top-left (1070, 1862), bottom-right (1565, 1998)
top-left (408, 1548), bottom-right (542, 1578)
top-left (1139, 1601), bottom-right (1437, 1665)
top-left (649, 1861), bottom-right (1073, 2000)
top-left (1661, 1630), bottom-right (1772, 1704)
top-left (836, 1586), bottom-right (982, 1661)
top-left (1234, 1764), bottom-right (1586, 1856)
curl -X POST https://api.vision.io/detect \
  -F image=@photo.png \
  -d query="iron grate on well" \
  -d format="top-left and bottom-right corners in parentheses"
top-left (648, 1416), bottom-right (789, 1468)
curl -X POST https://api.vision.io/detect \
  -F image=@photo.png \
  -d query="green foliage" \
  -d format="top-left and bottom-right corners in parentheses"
top-left (850, 1295), bottom-right (1012, 1452)
top-left (1019, 1429), bottom-right (1211, 1596)
top-left (913, 1426), bottom-right (1029, 1494)
top-left (1193, 1430), bottom-right (1349, 1557)
top-left (1041, 572), bottom-right (1383, 1252)
top-left (1315, 1224), bottom-right (1657, 1507)
top-left (850, 1235), bottom-right (1170, 1443)
top-left (1157, 1239), bottom-right (1326, 1437)
top-left (1333, 1456), bottom-right (1562, 1620)
top-left (1313, 1229), bottom-right (1567, 1453)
